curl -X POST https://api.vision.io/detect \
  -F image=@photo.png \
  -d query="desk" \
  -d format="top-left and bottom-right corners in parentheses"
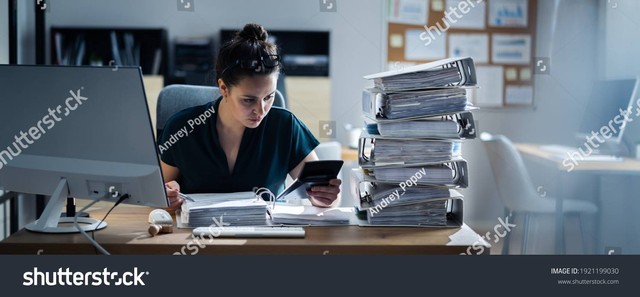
top-left (515, 143), bottom-right (640, 254)
top-left (0, 203), bottom-right (489, 255)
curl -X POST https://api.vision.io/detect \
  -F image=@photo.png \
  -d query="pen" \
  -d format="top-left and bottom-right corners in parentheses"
top-left (178, 192), bottom-right (195, 202)
top-left (165, 184), bottom-right (195, 202)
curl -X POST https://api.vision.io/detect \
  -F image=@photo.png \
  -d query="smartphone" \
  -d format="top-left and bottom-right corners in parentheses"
top-left (277, 160), bottom-right (344, 200)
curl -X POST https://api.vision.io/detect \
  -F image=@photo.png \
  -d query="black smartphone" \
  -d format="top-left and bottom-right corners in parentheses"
top-left (277, 160), bottom-right (344, 200)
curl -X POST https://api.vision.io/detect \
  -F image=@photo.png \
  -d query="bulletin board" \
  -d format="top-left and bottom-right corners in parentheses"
top-left (387, 0), bottom-right (537, 107)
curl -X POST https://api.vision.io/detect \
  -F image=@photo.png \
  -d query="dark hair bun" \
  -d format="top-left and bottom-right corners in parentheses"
top-left (237, 23), bottom-right (268, 42)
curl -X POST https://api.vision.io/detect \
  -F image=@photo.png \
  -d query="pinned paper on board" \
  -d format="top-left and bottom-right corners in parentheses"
top-left (388, 0), bottom-right (429, 25)
top-left (505, 85), bottom-right (533, 105)
top-left (447, 0), bottom-right (486, 29)
top-left (474, 66), bottom-right (504, 107)
top-left (492, 34), bottom-right (531, 65)
top-left (448, 33), bottom-right (489, 63)
top-left (405, 29), bottom-right (447, 60)
top-left (489, 0), bottom-right (528, 27)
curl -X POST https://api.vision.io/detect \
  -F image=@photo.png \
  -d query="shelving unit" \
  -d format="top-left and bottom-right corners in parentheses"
top-left (50, 27), bottom-right (168, 75)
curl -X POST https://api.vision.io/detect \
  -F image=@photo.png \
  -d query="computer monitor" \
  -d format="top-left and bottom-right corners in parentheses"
top-left (0, 65), bottom-right (168, 233)
top-left (577, 77), bottom-right (639, 150)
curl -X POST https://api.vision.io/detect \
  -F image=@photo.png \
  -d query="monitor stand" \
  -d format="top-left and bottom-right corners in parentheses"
top-left (25, 179), bottom-right (107, 233)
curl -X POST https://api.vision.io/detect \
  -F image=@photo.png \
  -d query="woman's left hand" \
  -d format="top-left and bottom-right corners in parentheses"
top-left (307, 178), bottom-right (342, 208)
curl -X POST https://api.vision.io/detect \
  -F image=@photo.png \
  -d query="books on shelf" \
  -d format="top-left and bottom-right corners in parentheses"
top-left (353, 57), bottom-right (478, 227)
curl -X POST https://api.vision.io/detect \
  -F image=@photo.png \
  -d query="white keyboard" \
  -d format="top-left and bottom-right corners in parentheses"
top-left (192, 226), bottom-right (305, 238)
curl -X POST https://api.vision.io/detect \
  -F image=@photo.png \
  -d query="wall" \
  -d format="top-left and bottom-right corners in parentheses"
top-left (44, 0), bottom-right (387, 146)
top-left (464, 0), bottom-right (601, 229)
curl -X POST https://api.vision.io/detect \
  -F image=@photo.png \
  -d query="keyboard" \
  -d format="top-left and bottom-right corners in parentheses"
top-left (192, 226), bottom-right (305, 238)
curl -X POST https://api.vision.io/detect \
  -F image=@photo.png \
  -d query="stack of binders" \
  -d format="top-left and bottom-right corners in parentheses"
top-left (352, 57), bottom-right (478, 227)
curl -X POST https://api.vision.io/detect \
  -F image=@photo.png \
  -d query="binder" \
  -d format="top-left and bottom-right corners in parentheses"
top-left (363, 57), bottom-right (477, 92)
top-left (351, 169), bottom-right (464, 227)
top-left (363, 112), bottom-right (477, 140)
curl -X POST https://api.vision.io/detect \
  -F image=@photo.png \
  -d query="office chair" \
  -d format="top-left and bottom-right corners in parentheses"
top-left (480, 132), bottom-right (598, 255)
top-left (156, 84), bottom-right (286, 137)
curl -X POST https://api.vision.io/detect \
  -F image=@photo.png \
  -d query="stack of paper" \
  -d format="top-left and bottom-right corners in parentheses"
top-left (372, 67), bottom-right (462, 92)
top-left (180, 192), bottom-right (268, 227)
top-left (268, 205), bottom-right (353, 226)
top-left (375, 118), bottom-right (461, 138)
top-left (364, 88), bottom-right (469, 120)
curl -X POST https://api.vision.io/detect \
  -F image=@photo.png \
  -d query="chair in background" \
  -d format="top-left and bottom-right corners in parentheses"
top-left (156, 84), bottom-right (286, 137)
top-left (480, 132), bottom-right (598, 255)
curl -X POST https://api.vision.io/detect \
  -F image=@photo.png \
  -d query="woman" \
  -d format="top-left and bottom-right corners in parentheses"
top-left (160, 23), bottom-right (341, 210)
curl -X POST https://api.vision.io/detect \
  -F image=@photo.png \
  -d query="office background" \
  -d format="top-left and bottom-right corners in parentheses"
top-left (1, 0), bottom-right (639, 253)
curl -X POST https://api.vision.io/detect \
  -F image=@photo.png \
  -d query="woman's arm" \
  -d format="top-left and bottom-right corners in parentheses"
top-left (161, 161), bottom-right (182, 210)
top-left (289, 151), bottom-right (342, 208)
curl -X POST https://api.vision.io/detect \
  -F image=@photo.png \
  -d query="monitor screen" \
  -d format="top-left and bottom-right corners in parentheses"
top-left (578, 78), bottom-right (639, 143)
top-left (0, 65), bottom-right (168, 216)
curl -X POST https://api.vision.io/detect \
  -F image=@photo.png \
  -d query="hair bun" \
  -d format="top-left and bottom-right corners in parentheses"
top-left (237, 23), bottom-right (268, 42)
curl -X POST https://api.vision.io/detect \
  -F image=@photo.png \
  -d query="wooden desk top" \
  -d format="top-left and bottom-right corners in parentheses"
top-left (0, 203), bottom-right (489, 255)
top-left (515, 143), bottom-right (640, 173)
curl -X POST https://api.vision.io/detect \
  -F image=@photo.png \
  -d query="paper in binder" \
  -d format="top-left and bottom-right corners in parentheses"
top-left (364, 112), bottom-right (477, 139)
top-left (369, 138), bottom-right (461, 164)
top-left (362, 88), bottom-right (474, 120)
top-left (363, 57), bottom-right (477, 92)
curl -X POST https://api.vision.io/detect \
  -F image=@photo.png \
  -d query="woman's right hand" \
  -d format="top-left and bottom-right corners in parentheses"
top-left (164, 180), bottom-right (183, 211)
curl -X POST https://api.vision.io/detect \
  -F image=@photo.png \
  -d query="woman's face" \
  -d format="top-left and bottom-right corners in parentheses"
top-left (219, 73), bottom-right (278, 129)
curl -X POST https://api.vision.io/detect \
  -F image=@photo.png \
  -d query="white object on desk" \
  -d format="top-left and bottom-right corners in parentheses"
top-left (192, 226), bottom-right (305, 238)
top-left (540, 145), bottom-right (623, 162)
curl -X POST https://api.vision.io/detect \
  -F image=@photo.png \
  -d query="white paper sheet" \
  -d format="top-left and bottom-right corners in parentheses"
top-left (489, 0), bottom-right (528, 27)
top-left (505, 85), bottom-right (533, 105)
top-left (492, 34), bottom-right (531, 65)
top-left (446, 0), bottom-right (486, 29)
top-left (406, 29), bottom-right (447, 60)
top-left (474, 66), bottom-right (504, 107)
top-left (389, 0), bottom-right (429, 25)
top-left (448, 33), bottom-right (489, 63)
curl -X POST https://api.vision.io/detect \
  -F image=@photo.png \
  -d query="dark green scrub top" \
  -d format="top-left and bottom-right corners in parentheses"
top-left (159, 98), bottom-right (319, 196)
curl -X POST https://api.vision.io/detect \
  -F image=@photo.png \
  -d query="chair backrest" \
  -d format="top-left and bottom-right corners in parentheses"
top-left (480, 132), bottom-right (538, 211)
top-left (156, 84), bottom-right (286, 137)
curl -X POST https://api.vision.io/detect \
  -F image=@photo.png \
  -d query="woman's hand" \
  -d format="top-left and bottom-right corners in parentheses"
top-left (164, 180), bottom-right (183, 212)
top-left (307, 178), bottom-right (342, 208)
